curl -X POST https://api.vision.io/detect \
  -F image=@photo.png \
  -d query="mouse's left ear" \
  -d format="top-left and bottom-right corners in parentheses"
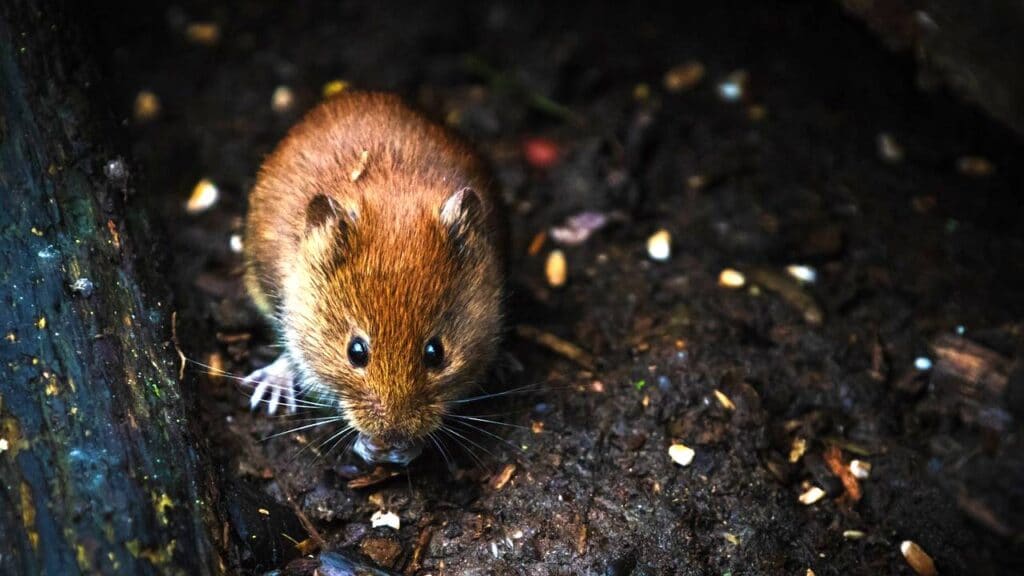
top-left (440, 186), bottom-right (483, 243)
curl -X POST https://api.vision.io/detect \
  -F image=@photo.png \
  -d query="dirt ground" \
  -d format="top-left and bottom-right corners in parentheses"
top-left (93, 1), bottom-right (1023, 574)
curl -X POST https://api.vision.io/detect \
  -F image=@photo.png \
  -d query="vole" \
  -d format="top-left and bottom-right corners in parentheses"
top-left (243, 92), bottom-right (505, 465)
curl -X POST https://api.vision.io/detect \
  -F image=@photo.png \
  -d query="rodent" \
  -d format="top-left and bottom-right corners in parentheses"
top-left (242, 92), bottom-right (505, 465)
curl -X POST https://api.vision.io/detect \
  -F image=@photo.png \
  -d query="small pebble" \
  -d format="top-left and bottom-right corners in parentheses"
top-left (798, 486), bottom-right (826, 505)
top-left (545, 250), bottom-right (567, 287)
top-left (663, 61), bottom-right (705, 93)
top-left (718, 268), bottom-right (746, 288)
top-left (877, 132), bottom-right (904, 164)
top-left (668, 443), bottom-right (695, 466)
top-left (849, 459), bottom-right (871, 480)
top-left (900, 540), bottom-right (937, 576)
top-left (370, 510), bottom-right (400, 530)
top-left (103, 158), bottom-right (129, 182)
top-left (786, 264), bottom-right (817, 284)
top-left (716, 70), bottom-right (748, 102)
top-left (271, 85), bottom-right (295, 113)
top-left (133, 90), bottom-right (161, 122)
top-left (322, 79), bottom-right (350, 98)
top-left (70, 278), bottom-right (95, 297)
top-left (914, 356), bottom-right (933, 371)
top-left (186, 179), bottom-right (219, 214)
top-left (956, 155), bottom-right (994, 177)
top-left (646, 229), bottom-right (671, 261)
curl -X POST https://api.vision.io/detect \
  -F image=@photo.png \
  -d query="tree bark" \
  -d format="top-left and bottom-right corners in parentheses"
top-left (0, 1), bottom-right (223, 573)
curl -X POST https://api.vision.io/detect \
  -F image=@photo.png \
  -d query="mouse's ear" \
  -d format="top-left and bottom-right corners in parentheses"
top-left (440, 186), bottom-right (483, 242)
top-left (306, 194), bottom-right (357, 234)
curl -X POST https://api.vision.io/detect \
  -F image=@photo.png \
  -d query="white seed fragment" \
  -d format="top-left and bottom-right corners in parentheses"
top-left (798, 486), bottom-right (826, 505)
top-left (271, 85), bottom-right (295, 113)
top-left (545, 250), bottom-right (567, 287)
top-left (668, 443), bottom-right (695, 466)
top-left (370, 510), bottom-right (400, 530)
top-left (717, 70), bottom-right (748, 102)
top-left (877, 132), bottom-right (904, 163)
top-left (849, 459), bottom-right (871, 480)
top-left (786, 264), bottom-right (817, 284)
top-left (842, 530), bottom-right (865, 540)
top-left (646, 229), bottom-right (672, 261)
top-left (186, 179), bottom-right (219, 214)
top-left (0, 438), bottom-right (8, 452)
top-left (900, 540), bottom-right (937, 576)
top-left (718, 268), bottom-right (746, 288)
top-left (229, 234), bottom-right (244, 254)
top-left (914, 356), bottom-right (933, 371)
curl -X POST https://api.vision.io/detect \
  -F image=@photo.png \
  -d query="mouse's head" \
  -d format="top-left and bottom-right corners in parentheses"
top-left (282, 185), bottom-right (503, 464)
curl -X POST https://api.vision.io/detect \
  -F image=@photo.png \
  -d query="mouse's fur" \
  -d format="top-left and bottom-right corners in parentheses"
top-left (244, 92), bottom-right (504, 447)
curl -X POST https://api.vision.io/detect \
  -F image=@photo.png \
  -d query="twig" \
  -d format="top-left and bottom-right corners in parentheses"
top-left (514, 325), bottom-right (595, 370)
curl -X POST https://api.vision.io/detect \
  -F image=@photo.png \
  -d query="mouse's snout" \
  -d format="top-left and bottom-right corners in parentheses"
top-left (353, 433), bottom-right (423, 465)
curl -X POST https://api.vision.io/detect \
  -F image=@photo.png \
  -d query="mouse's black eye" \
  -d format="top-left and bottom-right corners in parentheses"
top-left (423, 337), bottom-right (444, 369)
top-left (347, 337), bottom-right (369, 368)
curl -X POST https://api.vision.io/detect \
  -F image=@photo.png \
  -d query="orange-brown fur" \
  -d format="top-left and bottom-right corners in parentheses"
top-left (244, 92), bottom-right (504, 444)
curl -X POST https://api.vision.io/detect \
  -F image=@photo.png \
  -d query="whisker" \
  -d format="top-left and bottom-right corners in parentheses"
top-left (428, 430), bottom-right (453, 471)
top-left (439, 425), bottom-right (493, 471)
top-left (447, 419), bottom-right (525, 454)
top-left (445, 382), bottom-right (556, 405)
top-left (448, 414), bottom-right (531, 430)
top-left (321, 427), bottom-right (359, 461)
top-left (261, 416), bottom-right (344, 441)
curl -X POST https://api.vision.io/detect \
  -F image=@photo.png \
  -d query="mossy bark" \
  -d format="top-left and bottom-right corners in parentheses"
top-left (0, 1), bottom-right (222, 574)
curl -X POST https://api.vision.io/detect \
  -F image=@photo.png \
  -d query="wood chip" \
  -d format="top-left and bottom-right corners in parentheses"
top-left (489, 463), bottom-right (517, 490)
top-left (347, 466), bottom-right (401, 489)
top-left (823, 445), bottom-right (861, 501)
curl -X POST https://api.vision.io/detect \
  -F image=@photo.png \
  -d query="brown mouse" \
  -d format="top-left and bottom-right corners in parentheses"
top-left (242, 92), bottom-right (505, 465)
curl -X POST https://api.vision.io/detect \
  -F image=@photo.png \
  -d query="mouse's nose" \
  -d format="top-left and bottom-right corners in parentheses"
top-left (353, 433), bottom-right (422, 465)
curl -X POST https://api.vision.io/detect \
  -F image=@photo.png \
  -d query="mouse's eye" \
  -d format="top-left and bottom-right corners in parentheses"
top-left (423, 337), bottom-right (444, 369)
top-left (347, 337), bottom-right (370, 368)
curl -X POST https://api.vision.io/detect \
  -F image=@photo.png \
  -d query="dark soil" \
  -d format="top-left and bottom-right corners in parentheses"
top-left (93, 1), bottom-right (1024, 574)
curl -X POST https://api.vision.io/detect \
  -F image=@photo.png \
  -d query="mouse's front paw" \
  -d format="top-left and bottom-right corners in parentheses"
top-left (244, 355), bottom-right (298, 415)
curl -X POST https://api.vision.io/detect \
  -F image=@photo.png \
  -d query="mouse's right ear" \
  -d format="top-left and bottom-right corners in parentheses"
top-left (305, 194), bottom-right (357, 235)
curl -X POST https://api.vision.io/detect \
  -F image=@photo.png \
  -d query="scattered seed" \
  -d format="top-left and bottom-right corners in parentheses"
top-left (786, 264), bottom-right (817, 284)
top-left (322, 79), bottom-right (350, 98)
top-left (0, 438), bottom-right (8, 453)
top-left (647, 229), bottom-right (672, 261)
top-left (185, 22), bottom-right (220, 45)
top-left (545, 250), bottom-right (567, 287)
top-left (229, 234), bottom-right (244, 254)
top-left (717, 70), bottom-right (748, 102)
top-left (257, 508), bottom-right (270, 516)
top-left (798, 486), bottom-right (826, 505)
top-left (633, 83), bottom-right (651, 101)
top-left (663, 61), bottom-right (705, 93)
top-left (877, 132), bottom-right (904, 164)
top-left (842, 530), bottom-right (865, 540)
top-left (186, 179), bottom-right (219, 214)
top-left (668, 443), bottom-right (695, 466)
top-left (849, 459), bottom-right (871, 480)
top-left (914, 356), bottom-right (933, 371)
top-left (723, 532), bottom-right (740, 545)
top-left (718, 268), bottom-right (746, 288)
top-left (133, 90), bottom-right (161, 122)
top-left (789, 437), bottom-right (807, 463)
top-left (956, 155), bottom-right (994, 177)
top-left (271, 85), bottom-right (295, 113)
top-left (36, 317), bottom-right (47, 330)
top-left (900, 540), bottom-right (937, 576)
top-left (713, 389), bottom-right (735, 411)
top-left (686, 174), bottom-right (707, 190)
top-left (371, 510), bottom-right (400, 530)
